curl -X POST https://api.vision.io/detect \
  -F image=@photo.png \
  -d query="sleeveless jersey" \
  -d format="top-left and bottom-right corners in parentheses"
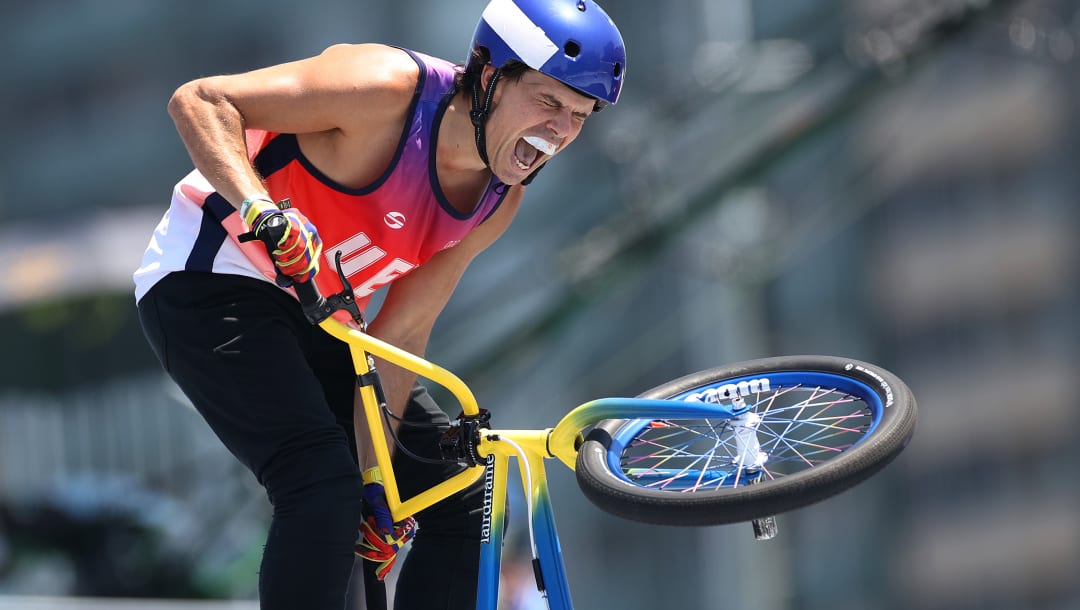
top-left (134, 48), bottom-right (508, 313)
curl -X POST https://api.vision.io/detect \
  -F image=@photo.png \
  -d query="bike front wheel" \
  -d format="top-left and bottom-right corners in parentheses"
top-left (575, 356), bottom-right (916, 526)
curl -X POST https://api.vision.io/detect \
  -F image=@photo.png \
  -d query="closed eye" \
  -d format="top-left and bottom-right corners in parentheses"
top-left (539, 95), bottom-right (561, 109)
top-left (539, 94), bottom-right (590, 123)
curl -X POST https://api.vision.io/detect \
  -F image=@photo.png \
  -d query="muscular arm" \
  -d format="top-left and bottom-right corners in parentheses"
top-left (356, 190), bottom-right (524, 470)
top-left (166, 43), bottom-right (417, 207)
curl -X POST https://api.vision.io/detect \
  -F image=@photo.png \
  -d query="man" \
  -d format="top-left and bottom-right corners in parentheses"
top-left (133, 0), bottom-right (625, 608)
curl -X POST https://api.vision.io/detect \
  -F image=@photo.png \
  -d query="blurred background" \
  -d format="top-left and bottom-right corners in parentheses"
top-left (1, 0), bottom-right (1078, 608)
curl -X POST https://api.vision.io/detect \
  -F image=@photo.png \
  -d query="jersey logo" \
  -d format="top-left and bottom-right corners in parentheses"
top-left (384, 212), bottom-right (406, 229)
top-left (325, 232), bottom-right (417, 298)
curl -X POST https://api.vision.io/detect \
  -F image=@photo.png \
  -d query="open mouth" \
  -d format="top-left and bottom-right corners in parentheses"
top-left (513, 136), bottom-right (558, 172)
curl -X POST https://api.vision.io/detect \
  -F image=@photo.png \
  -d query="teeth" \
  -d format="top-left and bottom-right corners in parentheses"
top-left (524, 136), bottom-right (557, 156)
top-left (515, 158), bottom-right (529, 170)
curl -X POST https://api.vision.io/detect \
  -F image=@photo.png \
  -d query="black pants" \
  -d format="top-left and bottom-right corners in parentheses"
top-left (137, 272), bottom-right (482, 610)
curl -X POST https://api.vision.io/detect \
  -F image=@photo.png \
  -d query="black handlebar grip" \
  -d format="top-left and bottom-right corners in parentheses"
top-left (294, 280), bottom-right (326, 313)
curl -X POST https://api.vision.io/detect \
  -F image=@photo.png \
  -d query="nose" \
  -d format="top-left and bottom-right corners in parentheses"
top-left (547, 108), bottom-right (573, 140)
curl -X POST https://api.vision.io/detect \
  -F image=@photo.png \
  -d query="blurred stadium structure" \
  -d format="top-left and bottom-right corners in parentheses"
top-left (2, 0), bottom-right (1079, 608)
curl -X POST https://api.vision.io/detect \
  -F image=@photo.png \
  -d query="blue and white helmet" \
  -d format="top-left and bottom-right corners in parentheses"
top-left (469, 0), bottom-right (626, 108)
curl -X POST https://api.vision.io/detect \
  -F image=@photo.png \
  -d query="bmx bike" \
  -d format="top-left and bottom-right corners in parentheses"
top-left (292, 259), bottom-right (917, 610)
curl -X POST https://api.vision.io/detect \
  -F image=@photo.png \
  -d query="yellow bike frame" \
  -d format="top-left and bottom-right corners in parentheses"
top-left (315, 314), bottom-right (730, 610)
top-left (316, 318), bottom-right (491, 519)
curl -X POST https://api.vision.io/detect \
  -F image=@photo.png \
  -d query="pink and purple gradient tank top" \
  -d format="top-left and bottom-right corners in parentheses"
top-left (134, 48), bottom-right (507, 311)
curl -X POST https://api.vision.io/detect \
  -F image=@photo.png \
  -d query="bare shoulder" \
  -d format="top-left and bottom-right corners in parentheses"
top-left (288, 44), bottom-right (431, 186)
top-left (304, 43), bottom-right (420, 137)
top-left (317, 43), bottom-right (420, 100)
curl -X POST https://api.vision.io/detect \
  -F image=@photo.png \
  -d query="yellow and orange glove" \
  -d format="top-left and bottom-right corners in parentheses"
top-left (240, 196), bottom-right (323, 283)
top-left (355, 467), bottom-right (418, 581)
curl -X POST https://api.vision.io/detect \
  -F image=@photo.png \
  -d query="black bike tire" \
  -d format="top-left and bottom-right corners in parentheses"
top-left (575, 355), bottom-right (917, 526)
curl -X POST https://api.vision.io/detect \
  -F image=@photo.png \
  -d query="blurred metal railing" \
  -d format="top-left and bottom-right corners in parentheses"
top-left (0, 373), bottom-right (228, 499)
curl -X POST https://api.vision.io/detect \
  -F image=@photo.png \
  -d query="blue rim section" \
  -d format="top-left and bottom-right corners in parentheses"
top-left (606, 371), bottom-right (885, 486)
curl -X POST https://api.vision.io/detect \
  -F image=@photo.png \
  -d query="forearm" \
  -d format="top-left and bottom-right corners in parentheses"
top-left (168, 79), bottom-right (267, 207)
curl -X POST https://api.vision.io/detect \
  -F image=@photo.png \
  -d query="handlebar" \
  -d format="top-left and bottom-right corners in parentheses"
top-left (293, 279), bottom-right (323, 307)
top-left (293, 280), bottom-right (335, 324)
top-left (292, 252), bottom-right (365, 326)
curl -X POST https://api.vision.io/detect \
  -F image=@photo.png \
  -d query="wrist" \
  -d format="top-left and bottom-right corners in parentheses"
top-left (240, 195), bottom-right (277, 227)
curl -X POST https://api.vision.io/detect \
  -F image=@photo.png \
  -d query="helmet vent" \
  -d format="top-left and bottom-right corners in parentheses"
top-left (613, 62), bottom-right (622, 77)
top-left (564, 40), bottom-right (581, 58)
top-left (577, 1), bottom-right (586, 11)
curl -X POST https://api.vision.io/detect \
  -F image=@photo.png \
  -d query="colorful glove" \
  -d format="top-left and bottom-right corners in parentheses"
top-left (241, 196), bottom-right (323, 283)
top-left (355, 467), bottom-right (418, 581)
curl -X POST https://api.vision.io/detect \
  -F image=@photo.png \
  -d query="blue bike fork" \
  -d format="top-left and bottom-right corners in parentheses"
top-left (476, 451), bottom-right (573, 609)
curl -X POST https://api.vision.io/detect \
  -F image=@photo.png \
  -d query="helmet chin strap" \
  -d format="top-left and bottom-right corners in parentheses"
top-left (470, 67), bottom-right (503, 171)
top-left (469, 67), bottom-right (545, 187)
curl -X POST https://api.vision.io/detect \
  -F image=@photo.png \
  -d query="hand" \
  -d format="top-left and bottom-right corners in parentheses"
top-left (241, 197), bottom-right (323, 283)
top-left (356, 468), bottom-right (418, 581)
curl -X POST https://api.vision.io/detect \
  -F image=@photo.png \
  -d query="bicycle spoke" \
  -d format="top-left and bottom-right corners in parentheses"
top-left (618, 383), bottom-right (873, 489)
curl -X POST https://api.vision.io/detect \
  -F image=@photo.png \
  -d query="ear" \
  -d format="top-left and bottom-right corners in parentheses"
top-left (480, 64), bottom-right (498, 93)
